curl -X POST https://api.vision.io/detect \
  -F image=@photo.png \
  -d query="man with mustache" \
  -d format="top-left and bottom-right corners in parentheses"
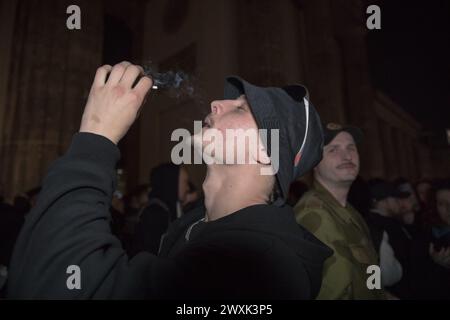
top-left (294, 123), bottom-right (384, 299)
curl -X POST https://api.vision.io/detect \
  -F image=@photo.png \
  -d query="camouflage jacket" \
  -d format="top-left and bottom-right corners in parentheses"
top-left (294, 180), bottom-right (385, 300)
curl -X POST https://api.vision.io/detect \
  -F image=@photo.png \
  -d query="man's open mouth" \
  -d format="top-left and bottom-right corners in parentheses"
top-left (203, 117), bottom-right (212, 128)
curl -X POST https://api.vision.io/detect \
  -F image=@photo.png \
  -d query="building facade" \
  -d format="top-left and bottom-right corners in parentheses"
top-left (0, 0), bottom-right (447, 199)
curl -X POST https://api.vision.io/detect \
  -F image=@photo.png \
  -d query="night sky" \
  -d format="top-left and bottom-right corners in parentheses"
top-left (367, 0), bottom-right (450, 141)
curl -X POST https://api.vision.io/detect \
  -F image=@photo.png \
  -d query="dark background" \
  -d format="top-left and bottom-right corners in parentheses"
top-left (0, 0), bottom-right (449, 199)
top-left (368, 0), bottom-right (450, 140)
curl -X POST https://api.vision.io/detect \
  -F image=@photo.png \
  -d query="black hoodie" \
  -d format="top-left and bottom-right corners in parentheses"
top-left (159, 203), bottom-right (333, 299)
top-left (7, 133), bottom-right (331, 299)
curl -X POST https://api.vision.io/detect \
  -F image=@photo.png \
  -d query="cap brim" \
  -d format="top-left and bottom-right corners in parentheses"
top-left (325, 126), bottom-right (363, 145)
top-left (224, 76), bottom-right (245, 100)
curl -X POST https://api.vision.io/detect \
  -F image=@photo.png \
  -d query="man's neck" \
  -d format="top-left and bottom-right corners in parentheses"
top-left (315, 176), bottom-right (351, 207)
top-left (202, 165), bottom-right (269, 221)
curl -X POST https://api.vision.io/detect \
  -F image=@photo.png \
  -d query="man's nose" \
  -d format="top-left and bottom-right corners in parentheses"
top-left (341, 149), bottom-right (353, 161)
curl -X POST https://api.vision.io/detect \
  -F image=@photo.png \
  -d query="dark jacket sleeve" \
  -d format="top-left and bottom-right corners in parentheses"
top-left (7, 133), bottom-right (173, 299)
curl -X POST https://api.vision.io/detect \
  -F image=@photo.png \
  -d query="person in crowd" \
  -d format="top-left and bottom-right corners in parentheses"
top-left (0, 189), bottom-right (25, 297)
top-left (11, 187), bottom-right (42, 217)
top-left (430, 179), bottom-right (450, 255)
top-left (7, 61), bottom-right (331, 299)
top-left (365, 180), bottom-right (410, 298)
top-left (367, 179), bottom-right (450, 299)
top-left (294, 123), bottom-right (384, 299)
top-left (0, 198), bottom-right (24, 262)
top-left (421, 179), bottom-right (450, 299)
top-left (181, 180), bottom-right (202, 213)
top-left (0, 192), bottom-right (13, 215)
top-left (415, 179), bottom-right (433, 222)
top-left (0, 186), bottom-right (41, 270)
top-left (26, 187), bottom-right (42, 209)
top-left (131, 163), bottom-right (190, 255)
top-left (12, 194), bottom-right (31, 216)
top-left (394, 178), bottom-right (421, 226)
top-left (110, 190), bottom-right (126, 243)
top-left (125, 184), bottom-right (150, 217)
top-left (120, 184), bottom-right (150, 249)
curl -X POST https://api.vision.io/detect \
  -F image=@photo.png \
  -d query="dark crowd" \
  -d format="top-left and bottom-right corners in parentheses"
top-left (1, 155), bottom-right (449, 299)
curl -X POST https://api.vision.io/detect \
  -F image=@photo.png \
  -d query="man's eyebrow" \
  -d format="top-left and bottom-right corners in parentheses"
top-left (325, 144), bottom-right (357, 151)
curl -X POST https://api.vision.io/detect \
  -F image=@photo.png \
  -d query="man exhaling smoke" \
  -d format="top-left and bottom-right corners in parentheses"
top-left (7, 61), bottom-right (330, 299)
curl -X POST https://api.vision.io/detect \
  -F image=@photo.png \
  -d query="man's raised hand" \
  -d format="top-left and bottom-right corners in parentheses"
top-left (80, 61), bottom-right (153, 144)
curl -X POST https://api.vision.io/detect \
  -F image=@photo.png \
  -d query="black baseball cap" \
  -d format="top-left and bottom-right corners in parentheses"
top-left (323, 123), bottom-right (363, 146)
top-left (223, 76), bottom-right (324, 206)
top-left (369, 180), bottom-right (410, 202)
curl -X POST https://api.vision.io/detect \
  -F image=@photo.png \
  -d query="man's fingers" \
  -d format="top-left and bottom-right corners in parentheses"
top-left (107, 61), bottom-right (132, 85)
top-left (93, 65), bottom-right (112, 87)
top-left (133, 76), bottom-right (153, 98)
top-left (121, 65), bottom-right (144, 88)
